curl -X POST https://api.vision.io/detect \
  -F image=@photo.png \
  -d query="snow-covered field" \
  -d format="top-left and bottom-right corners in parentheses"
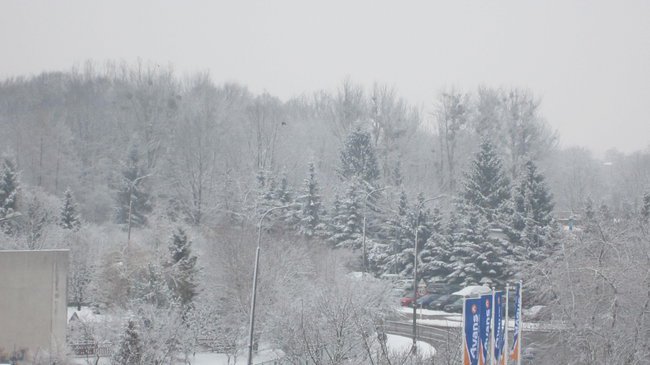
top-left (69, 334), bottom-right (435, 364)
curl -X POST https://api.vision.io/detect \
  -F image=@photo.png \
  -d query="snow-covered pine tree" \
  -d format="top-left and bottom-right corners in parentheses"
top-left (166, 227), bottom-right (198, 307)
top-left (330, 181), bottom-right (363, 249)
top-left (397, 193), bottom-right (434, 279)
top-left (255, 169), bottom-right (276, 215)
top-left (448, 205), bottom-right (483, 286)
top-left (377, 190), bottom-right (412, 276)
top-left (338, 128), bottom-right (380, 184)
top-left (391, 159), bottom-right (403, 187)
top-left (0, 157), bottom-right (19, 234)
top-left (461, 139), bottom-right (511, 225)
top-left (413, 193), bottom-right (434, 251)
top-left (641, 191), bottom-right (650, 224)
top-left (419, 206), bottom-right (453, 282)
top-left (275, 173), bottom-right (301, 228)
top-left (133, 262), bottom-right (173, 309)
top-left (519, 202), bottom-right (542, 261)
top-left (326, 194), bottom-right (344, 247)
top-left (114, 145), bottom-right (152, 227)
top-left (509, 160), bottom-right (554, 245)
top-left (60, 187), bottom-right (81, 230)
top-left (583, 197), bottom-right (598, 234)
top-left (297, 162), bottom-right (326, 238)
top-left (112, 320), bottom-right (143, 365)
top-left (448, 203), bottom-right (508, 287)
top-left (275, 173), bottom-right (292, 205)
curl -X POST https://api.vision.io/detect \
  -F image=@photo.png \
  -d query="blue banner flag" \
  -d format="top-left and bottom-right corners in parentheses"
top-left (478, 294), bottom-right (492, 365)
top-left (509, 282), bottom-right (522, 362)
top-left (493, 291), bottom-right (505, 364)
top-left (464, 297), bottom-right (482, 365)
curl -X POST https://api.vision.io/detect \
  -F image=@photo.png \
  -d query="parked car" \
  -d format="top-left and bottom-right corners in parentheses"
top-left (413, 293), bottom-right (444, 308)
top-left (427, 294), bottom-right (459, 311)
top-left (400, 292), bottom-right (422, 307)
top-left (442, 296), bottom-right (464, 313)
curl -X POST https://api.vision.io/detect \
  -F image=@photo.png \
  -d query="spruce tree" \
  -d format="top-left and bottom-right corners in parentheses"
top-left (330, 182), bottom-right (363, 249)
top-left (397, 193), bottom-right (434, 279)
top-left (338, 128), bottom-right (380, 184)
top-left (297, 162), bottom-right (326, 237)
top-left (275, 173), bottom-right (300, 228)
top-left (509, 160), bottom-right (554, 245)
top-left (413, 193), bottom-right (434, 252)
top-left (255, 169), bottom-right (275, 215)
top-left (115, 145), bottom-right (152, 227)
top-left (380, 190), bottom-right (413, 275)
top-left (448, 204), bottom-right (507, 286)
top-left (166, 227), bottom-right (198, 307)
top-left (0, 158), bottom-right (19, 233)
top-left (391, 159), bottom-right (403, 187)
top-left (326, 194), bottom-right (344, 246)
top-left (112, 320), bottom-right (142, 365)
top-left (641, 191), bottom-right (650, 224)
top-left (60, 187), bottom-right (81, 230)
top-left (275, 173), bottom-right (292, 205)
top-left (448, 205), bottom-right (484, 286)
top-left (133, 262), bottom-right (173, 309)
top-left (583, 197), bottom-right (598, 233)
top-left (461, 139), bottom-right (511, 225)
top-left (419, 206), bottom-right (453, 281)
top-left (519, 203), bottom-right (540, 260)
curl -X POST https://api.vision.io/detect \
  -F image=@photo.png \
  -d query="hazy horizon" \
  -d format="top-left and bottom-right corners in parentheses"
top-left (1, 0), bottom-right (649, 155)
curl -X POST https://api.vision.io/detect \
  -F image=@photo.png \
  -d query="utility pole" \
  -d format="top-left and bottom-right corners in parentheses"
top-left (362, 186), bottom-right (390, 274)
top-left (247, 204), bottom-right (292, 365)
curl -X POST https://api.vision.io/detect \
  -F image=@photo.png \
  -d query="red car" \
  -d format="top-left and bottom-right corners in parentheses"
top-left (400, 292), bottom-right (422, 307)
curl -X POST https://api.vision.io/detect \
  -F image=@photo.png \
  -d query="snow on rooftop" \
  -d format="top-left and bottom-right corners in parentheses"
top-left (68, 306), bottom-right (112, 324)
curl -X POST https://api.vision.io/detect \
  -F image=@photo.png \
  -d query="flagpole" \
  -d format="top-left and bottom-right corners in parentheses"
top-left (462, 296), bottom-right (467, 364)
top-left (517, 280), bottom-right (522, 365)
top-left (490, 288), bottom-right (496, 365)
top-left (503, 284), bottom-right (509, 365)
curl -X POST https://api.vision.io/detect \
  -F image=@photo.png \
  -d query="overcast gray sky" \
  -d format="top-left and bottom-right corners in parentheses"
top-left (1, 0), bottom-right (649, 155)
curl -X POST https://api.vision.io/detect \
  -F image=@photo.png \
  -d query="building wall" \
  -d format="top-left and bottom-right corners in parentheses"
top-left (0, 250), bottom-right (69, 361)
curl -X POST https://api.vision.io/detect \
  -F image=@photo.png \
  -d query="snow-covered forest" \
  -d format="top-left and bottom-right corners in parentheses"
top-left (1, 62), bottom-right (650, 364)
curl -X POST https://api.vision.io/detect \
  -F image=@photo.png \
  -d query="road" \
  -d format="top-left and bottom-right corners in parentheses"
top-left (384, 309), bottom-right (557, 364)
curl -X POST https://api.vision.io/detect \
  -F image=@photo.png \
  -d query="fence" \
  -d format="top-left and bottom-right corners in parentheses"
top-left (69, 341), bottom-right (112, 357)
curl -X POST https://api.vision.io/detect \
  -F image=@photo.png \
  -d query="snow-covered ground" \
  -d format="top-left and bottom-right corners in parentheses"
top-left (69, 334), bottom-right (434, 364)
top-left (385, 333), bottom-right (436, 357)
top-left (70, 348), bottom-right (283, 365)
top-left (186, 348), bottom-right (284, 365)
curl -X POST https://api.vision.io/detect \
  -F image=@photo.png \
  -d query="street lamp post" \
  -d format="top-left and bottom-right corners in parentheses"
top-left (362, 186), bottom-right (390, 274)
top-left (411, 195), bottom-right (445, 353)
top-left (247, 204), bottom-right (292, 365)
